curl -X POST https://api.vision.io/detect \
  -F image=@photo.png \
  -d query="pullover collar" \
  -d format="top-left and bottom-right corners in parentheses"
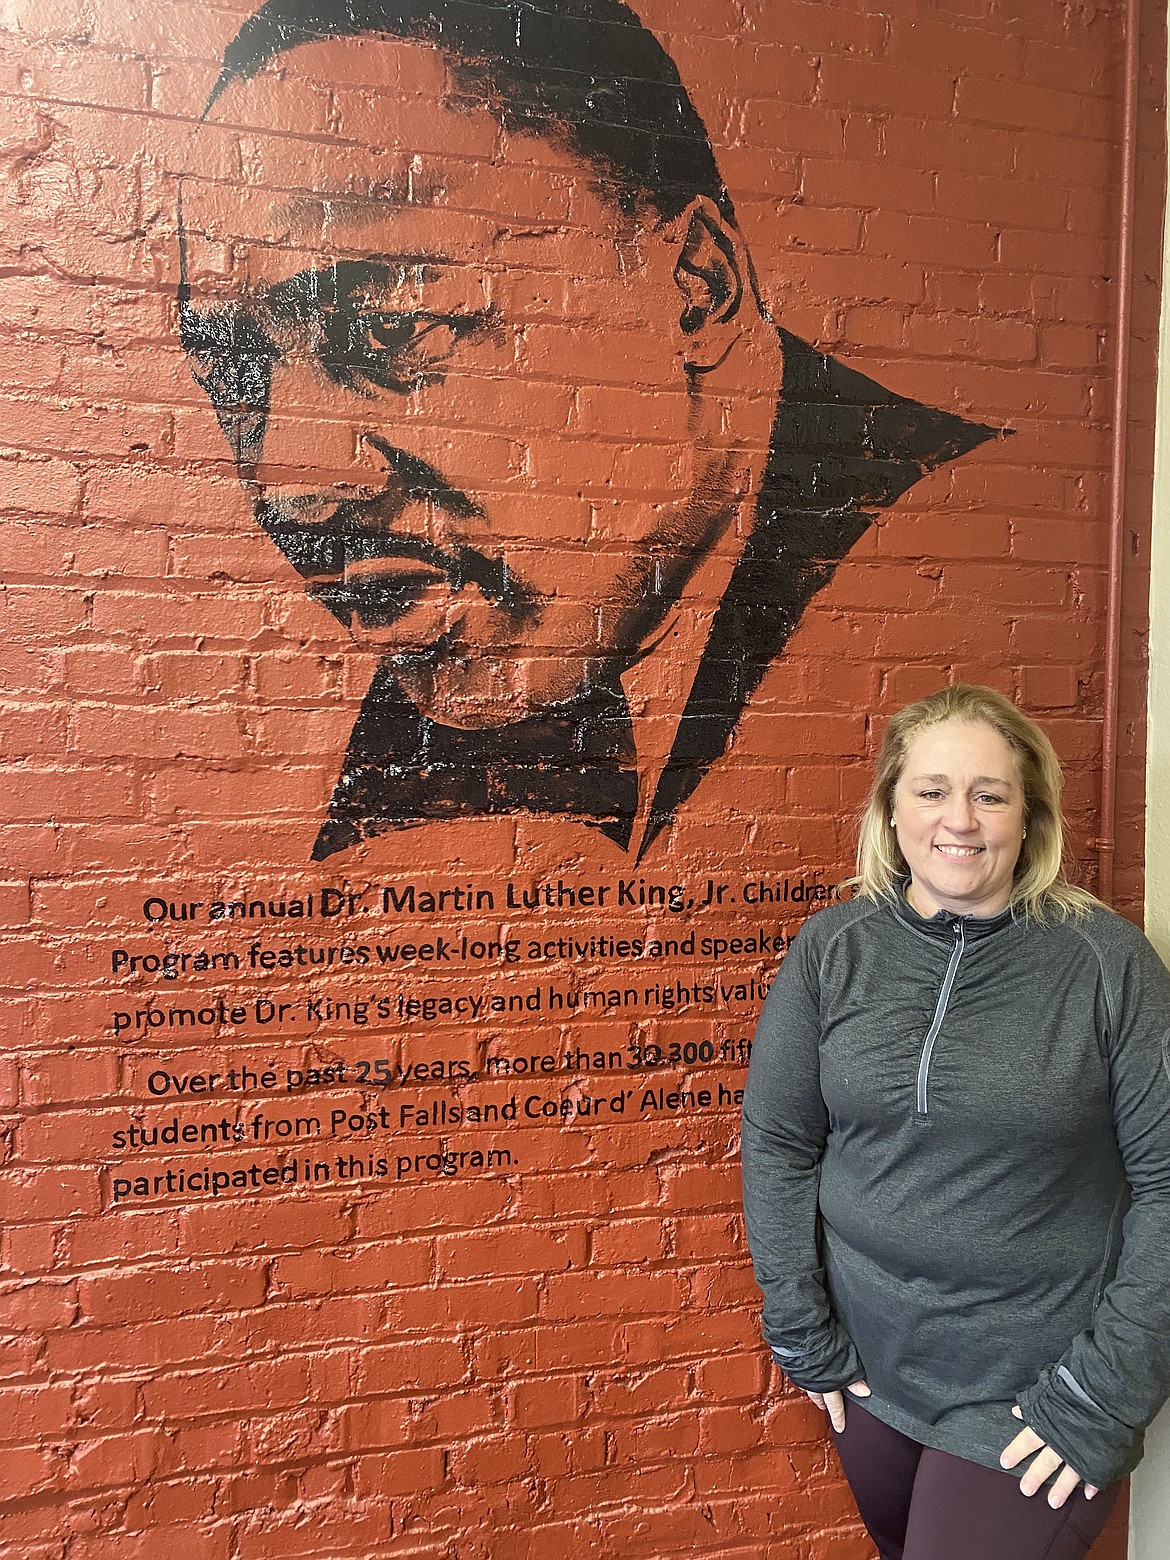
top-left (891, 878), bottom-right (1015, 943)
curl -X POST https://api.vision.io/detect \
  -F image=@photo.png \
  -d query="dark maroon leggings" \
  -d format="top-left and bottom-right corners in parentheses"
top-left (831, 1403), bottom-right (1120, 1560)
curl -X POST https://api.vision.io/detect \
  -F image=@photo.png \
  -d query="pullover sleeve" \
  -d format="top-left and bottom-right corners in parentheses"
top-left (740, 918), bottom-right (863, 1392)
top-left (1017, 921), bottom-right (1170, 1486)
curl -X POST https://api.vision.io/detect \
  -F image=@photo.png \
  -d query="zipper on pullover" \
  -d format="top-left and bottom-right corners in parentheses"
top-left (916, 919), bottom-right (965, 1116)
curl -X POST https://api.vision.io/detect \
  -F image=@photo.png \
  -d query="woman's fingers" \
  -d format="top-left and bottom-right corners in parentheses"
top-left (805, 1381), bottom-right (869, 1432)
top-left (804, 1388), bottom-right (846, 1430)
top-left (1001, 1412), bottom-right (1092, 1506)
top-left (1047, 1465), bottom-right (1084, 1509)
top-left (1018, 1445), bottom-right (1064, 1498)
top-left (1000, 1425), bottom-right (1045, 1469)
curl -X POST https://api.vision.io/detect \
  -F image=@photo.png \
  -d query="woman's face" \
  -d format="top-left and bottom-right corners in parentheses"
top-left (891, 718), bottom-right (1027, 919)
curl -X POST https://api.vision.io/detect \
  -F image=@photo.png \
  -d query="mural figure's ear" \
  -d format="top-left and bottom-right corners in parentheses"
top-left (673, 200), bottom-right (744, 371)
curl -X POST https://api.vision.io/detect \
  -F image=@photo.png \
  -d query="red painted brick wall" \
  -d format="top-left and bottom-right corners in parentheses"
top-left (0, 1), bottom-right (1163, 1557)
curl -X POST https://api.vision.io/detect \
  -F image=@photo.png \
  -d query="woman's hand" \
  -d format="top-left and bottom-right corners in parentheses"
top-left (999, 1406), bottom-right (1100, 1507)
top-left (805, 1379), bottom-right (870, 1432)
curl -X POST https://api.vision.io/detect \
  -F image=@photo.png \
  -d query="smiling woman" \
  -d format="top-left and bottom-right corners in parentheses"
top-left (742, 685), bottom-right (1170, 1560)
top-left (856, 685), bottom-right (1091, 923)
top-left (890, 719), bottom-right (1027, 920)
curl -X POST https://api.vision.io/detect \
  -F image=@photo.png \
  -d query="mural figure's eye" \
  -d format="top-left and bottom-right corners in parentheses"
top-left (320, 308), bottom-right (486, 393)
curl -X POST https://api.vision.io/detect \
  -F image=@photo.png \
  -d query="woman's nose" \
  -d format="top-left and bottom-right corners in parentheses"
top-left (942, 795), bottom-right (977, 831)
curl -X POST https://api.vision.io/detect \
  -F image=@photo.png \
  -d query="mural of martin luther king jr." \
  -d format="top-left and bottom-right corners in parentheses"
top-left (178, 0), bottom-right (996, 862)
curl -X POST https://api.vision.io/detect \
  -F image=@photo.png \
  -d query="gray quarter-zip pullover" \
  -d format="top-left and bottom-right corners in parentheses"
top-left (741, 889), bottom-right (1170, 1487)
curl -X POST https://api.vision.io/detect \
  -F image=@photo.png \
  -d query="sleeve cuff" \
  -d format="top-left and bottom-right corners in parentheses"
top-left (1017, 1365), bottom-right (1142, 1487)
top-left (766, 1321), bottom-right (862, 1394)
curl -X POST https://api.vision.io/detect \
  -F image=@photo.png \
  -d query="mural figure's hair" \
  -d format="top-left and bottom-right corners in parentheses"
top-left (854, 683), bottom-right (1100, 923)
top-left (209, 0), bottom-right (733, 224)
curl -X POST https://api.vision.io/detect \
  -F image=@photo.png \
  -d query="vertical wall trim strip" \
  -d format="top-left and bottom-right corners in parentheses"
top-left (1135, 15), bottom-right (1170, 1559)
top-left (1097, 0), bottom-right (1142, 905)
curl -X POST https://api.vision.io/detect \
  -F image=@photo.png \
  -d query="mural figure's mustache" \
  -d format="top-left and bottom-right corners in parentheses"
top-left (253, 441), bottom-right (536, 631)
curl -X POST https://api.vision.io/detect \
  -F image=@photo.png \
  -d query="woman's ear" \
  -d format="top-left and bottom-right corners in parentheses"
top-left (673, 199), bottom-right (745, 372)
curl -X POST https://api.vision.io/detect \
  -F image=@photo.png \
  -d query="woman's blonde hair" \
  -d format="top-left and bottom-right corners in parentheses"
top-left (855, 684), bottom-right (1098, 921)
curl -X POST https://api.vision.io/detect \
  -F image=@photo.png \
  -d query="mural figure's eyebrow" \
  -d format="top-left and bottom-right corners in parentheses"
top-left (274, 178), bottom-right (451, 230)
top-left (262, 255), bottom-right (456, 312)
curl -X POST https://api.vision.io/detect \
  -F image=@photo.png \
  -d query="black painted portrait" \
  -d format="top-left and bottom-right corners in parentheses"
top-left (178, 0), bottom-right (996, 861)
